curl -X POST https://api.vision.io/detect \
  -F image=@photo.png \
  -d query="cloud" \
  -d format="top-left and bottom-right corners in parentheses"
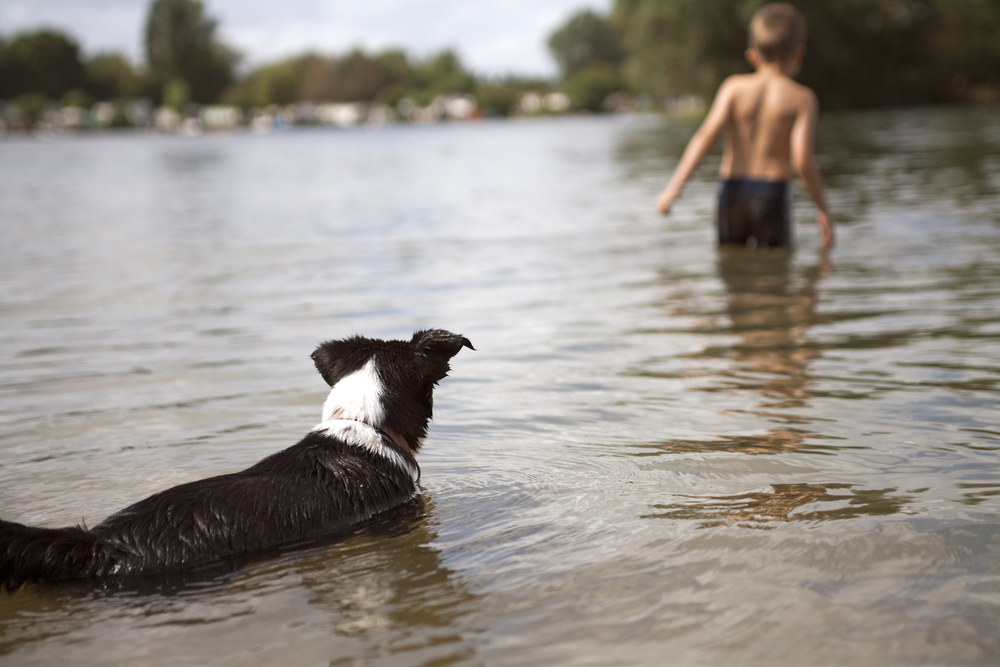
top-left (0, 0), bottom-right (147, 59)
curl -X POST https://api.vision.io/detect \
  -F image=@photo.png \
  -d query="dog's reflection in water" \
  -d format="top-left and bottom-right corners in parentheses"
top-left (1, 495), bottom-right (480, 666)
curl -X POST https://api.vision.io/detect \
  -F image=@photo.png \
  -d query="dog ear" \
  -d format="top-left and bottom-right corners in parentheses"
top-left (312, 337), bottom-right (380, 386)
top-left (411, 329), bottom-right (473, 386)
top-left (411, 329), bottom-right (475, 361)
top-left (310, 343), bottom-right (341, 386)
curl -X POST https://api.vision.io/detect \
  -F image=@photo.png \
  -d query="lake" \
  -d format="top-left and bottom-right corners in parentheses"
top-left (1, 106), bottom-right (998, 666)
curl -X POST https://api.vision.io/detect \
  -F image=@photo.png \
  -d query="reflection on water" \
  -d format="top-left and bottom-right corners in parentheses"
top-left (638, 246), bottom-right (886, 523)
top-left (642, 246), bottom-right (830, 456)
top-left (646, 428), bottom-right (822, 456)
top-left (0, 498), bottom-right (479, 665)
top-left (284, 500), bottom-right (479, 664)
top-left (645, 483), bottom-right (911, 528)
top-left (706, 247), bottom-right (827, 410)
top-left (819, 106), bottom-right (1000, 212)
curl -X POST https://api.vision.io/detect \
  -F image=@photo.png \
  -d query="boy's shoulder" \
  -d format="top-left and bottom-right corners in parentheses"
top-left (719, 72), bottom-right (816, 108)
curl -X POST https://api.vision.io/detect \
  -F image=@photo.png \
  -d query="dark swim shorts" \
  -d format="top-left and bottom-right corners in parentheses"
top-left (717, 178), bottom-right (791, 248)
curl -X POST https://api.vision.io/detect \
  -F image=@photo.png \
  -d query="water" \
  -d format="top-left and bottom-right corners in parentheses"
top-left (1, 107), bottom-right (998, 666)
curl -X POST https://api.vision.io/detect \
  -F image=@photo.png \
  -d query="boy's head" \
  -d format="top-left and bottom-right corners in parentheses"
top-left (748, 3), bottom-right (807, 64)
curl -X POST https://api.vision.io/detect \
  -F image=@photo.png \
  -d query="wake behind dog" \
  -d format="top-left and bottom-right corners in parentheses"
top-left (0, 329), bottom-right (473, 592)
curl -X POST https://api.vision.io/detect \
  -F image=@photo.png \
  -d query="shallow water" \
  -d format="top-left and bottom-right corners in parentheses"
top-left (1, 107), bottom-right (999, 666)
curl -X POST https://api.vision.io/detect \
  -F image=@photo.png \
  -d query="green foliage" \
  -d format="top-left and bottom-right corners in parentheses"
top-left (223, 57), bottom-right (302, 108)
top-left (564, 62), bottom-right (623, 111)
top-left (474, 78), bottom-right (524, 117)
top-left (163, 78), bottom-right (190, 110)
top-left (229, 47), bottom-right (481, 109)
top-left (548, 9), bottom-right (626, 78)
top-left (922, 0), bottom-right (1000, 101)
top-left (61, 88), bottom-right (93, 108)
top-left (144, 0), bottom-right (238, 104)
top-left (546, 9), bottom-right (629, 112)
top-left (0, 18), bottom-right (493, 114)
top-left (475, 75), bottom-right (552, 116)
top-left (417, 50), bottom-right (476, 99)
top-left (372, 50), bottom-right (418, 106)
top-left (613, 0), bottom-right (751, 100)
top-left (297, 50), bottom-right (398, 103)
top-left (109, 103), bottom-right (132, 128)
top-left (612, 0), bottom-right (1000, 107)
top-left (339, 50), bottom-right (393, 101)
top-left (257, 60), bottom-right (302, 107)
top-left (7, 0), bottom-right (992, 116)
top-left (794, 0), bottom-right (947, 106)
top-left (85, 53), bottom-right (142, 101)
top-left (0, 30), bottom-right (87, 100)
top-left (15, 92), bottom-right (48, 123)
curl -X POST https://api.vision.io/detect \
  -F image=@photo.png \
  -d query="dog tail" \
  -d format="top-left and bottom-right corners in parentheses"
top-left (1, 519), bottom-right (117, 592)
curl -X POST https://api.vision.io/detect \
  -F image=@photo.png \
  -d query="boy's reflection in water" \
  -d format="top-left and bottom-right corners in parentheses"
top-left (643, 248), bottom-right (908, 526)
top-left (707, 245), bottom-right (827, 449)
top-left (666, 246), bottom-right (829, 455)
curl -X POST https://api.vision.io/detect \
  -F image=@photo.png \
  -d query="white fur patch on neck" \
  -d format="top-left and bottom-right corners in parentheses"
top-left (312, 419), bottom-right (419, 483)
top-left (321, 358), bottom-right (385, 425)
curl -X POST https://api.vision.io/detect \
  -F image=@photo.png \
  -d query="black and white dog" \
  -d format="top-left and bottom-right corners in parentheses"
top-left (0, 329), bottom-right (473, 592)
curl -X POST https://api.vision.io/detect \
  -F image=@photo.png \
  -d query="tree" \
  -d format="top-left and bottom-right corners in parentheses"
top-left (922, 0), bottom-right (1000, 102)
top-left (298, 54), bottom-right (338, 102)
top-left (85, 53), bottom-right (142, 101)
top-left (564, 63), bottom-right (622, 111)
top-left (613, 0), bottom-right (748, 101)
top-left (333, 50), bottom-right (390, 102)
top-left (611, 0), bottom-right (1000, 108)
top-left (475, 76), bottom-right (537, 117)
top-left (373, 50), bottom-right (417, 106)
top-left (793, 0), bottom-right (948, 107)
top-left (144, 0), bottom-right (238, 104)
top-left (226, 47), bottom-right (480, 109)
top-left (548, 9), bottom-right (625, 79)
top-left (0, 30), bottom-right (86, 100)
top-left (417, 50), bottom-right (476, 100)
top-left (248, 58), bottom-right (303, 107)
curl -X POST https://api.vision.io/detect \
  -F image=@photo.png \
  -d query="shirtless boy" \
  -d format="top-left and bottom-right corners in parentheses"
top-left (656, 2), bottom-right (834, 249)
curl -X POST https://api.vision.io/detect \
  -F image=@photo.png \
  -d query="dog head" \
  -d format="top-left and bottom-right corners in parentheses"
top-left (311, 329), bottom-right (474, 451)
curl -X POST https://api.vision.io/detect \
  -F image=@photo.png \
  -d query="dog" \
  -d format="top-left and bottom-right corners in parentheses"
top-left (0, 329), bottom-right (473, 592)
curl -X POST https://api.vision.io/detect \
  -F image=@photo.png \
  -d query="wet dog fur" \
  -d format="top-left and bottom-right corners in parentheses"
top-left (0, 329), bottom-right (472, 592)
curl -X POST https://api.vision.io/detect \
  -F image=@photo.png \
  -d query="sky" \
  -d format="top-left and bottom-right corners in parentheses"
top-left (0, 0), bottom-right (612, 76)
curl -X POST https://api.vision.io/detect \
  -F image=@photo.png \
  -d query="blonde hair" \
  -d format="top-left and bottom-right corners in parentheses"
top-left (749, 3), bottom-right (807, 63)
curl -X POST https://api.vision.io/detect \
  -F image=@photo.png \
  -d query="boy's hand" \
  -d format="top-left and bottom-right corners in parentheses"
top-left (656, 188), bottom-right (676, 214)
top-left (817, 210), bottom-right (834, 248)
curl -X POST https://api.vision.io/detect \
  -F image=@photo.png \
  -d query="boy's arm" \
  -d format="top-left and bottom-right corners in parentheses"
top-left (656, 80), bottom-right (734, 214)
top-left (791, 91), bottom-right (834, 248)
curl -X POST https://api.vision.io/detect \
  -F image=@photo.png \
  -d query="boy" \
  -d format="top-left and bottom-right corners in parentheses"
top-left (656, 2), bottom-right (834, 249)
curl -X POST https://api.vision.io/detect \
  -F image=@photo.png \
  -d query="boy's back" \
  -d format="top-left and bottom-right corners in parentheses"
top-left (721, 71), bottom-right (816, 182)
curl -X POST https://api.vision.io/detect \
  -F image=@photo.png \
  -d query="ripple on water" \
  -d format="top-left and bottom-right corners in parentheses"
top-left (1, 110), bottom-right (999, 665)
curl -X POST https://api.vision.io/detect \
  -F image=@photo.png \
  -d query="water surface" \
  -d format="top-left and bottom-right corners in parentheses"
top-left (1, 107), bottom-right (999, 665)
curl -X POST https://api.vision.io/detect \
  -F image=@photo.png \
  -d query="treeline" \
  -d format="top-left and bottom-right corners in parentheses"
top-left (221, 49), bottom-right (546, 118)
top-left (0, 35), bottom-right (155, 126)
top-left (554, 0), bottom-right (1000, 108)
top-left (0, 0), bottom-right (551, 127)
top-left (2, 0), bottom-right (998, 129)
top-left (0, 0), bottom-right (237, 120)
